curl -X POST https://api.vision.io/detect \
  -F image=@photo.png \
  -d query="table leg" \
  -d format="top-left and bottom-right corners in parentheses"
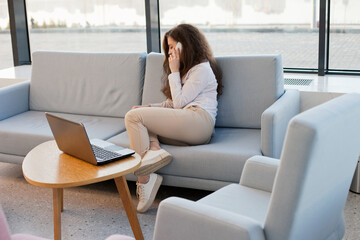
top-left (53, 188), bottom-right (62, 240)
top-left (59, 188), bottom-right (64, 212)
top-left (114, 176), bottom-right (144, 240)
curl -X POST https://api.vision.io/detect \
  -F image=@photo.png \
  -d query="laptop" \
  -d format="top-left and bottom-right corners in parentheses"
top-left (45, 112), bottom-right (135, 165)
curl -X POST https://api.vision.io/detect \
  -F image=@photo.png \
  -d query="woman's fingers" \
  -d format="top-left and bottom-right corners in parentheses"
top-left (169, 52), bottom-right (180, 73)
top-left (132, 104), bottom-right (151, 110)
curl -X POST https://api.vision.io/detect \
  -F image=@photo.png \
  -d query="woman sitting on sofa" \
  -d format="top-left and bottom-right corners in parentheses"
top-left (125, 23), bottom-right (223, 213)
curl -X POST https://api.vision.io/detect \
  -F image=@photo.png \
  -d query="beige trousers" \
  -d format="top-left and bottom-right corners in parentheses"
top-left (124, 106), bottom-right (214, 157)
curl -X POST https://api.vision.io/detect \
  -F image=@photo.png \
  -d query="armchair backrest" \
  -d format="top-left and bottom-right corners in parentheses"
top-left (264, 93), bottom-right (360, 240)
top-left (30, 51), bottom-right (146, 118)
top-left (142, 53), bottom-right (284, 128)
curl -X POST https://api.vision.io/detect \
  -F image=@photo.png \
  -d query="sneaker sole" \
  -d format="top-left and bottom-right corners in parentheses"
top-left (134, 155), bottom-right (172, 177)
top-left (137, 175), bottom-right (163, 213)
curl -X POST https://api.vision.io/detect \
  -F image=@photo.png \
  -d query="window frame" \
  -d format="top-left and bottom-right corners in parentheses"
top-left (7, 0), bottom-right (360, 76)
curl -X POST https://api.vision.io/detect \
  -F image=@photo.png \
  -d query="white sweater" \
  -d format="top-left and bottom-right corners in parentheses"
top-left (151, 61), bottom-right (218, 124)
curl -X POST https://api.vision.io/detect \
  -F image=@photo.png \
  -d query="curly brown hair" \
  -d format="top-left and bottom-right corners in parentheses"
top-left (161, 24), bottom-right (223, 99)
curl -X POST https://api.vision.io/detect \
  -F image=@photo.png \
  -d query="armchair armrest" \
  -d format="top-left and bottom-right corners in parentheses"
top-left (240, 156), bottom-right (279, 192)
top-left (261, 89), bottom-right (300, 158)
top-left (0, 81), bottom-right (30, 121)
top-left (153, 197), bottom-right (265, 240)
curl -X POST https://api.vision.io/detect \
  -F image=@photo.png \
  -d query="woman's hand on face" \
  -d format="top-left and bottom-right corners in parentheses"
top-left (131, 104), bottom-right (151, 110)
top-left (169, 48), bottom-right (180, 73)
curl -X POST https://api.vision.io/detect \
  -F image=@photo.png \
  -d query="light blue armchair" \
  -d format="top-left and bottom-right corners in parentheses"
top-left (153, 93), bottom-right (360, 240)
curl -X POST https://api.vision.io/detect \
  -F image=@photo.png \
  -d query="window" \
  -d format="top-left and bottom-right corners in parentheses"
top-left (329, 0), bottom-right (360, 71)
top-left (0, 0), bottom-right (13, 69)
top-left (159, 0), bottom-right (319, 69)
top-left (26, 0), bottom-right (146, 53)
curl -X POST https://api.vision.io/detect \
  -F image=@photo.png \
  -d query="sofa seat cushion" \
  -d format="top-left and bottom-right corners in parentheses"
top-left (0, 111), bottom-right (125, 156)
top-left (198, 183), bottom-right (271, 224)
top-left (108, 127), bottom-right (262, 183)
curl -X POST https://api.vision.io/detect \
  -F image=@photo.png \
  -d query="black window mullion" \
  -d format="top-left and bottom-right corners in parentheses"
top-left (318, 0), bottom-right (328, 76)
top-left (145, 0), bottom-right (161, 53)
top-left (325, 0), bottom-right (331, 72)
top-left (7, 0), bottom-right (31, 66)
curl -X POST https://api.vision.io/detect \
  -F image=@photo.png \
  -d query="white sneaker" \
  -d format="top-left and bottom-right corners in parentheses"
top-left (136, 173), bottom-right (163, 213)
top-left (134, 149), bottom-right (172, 176)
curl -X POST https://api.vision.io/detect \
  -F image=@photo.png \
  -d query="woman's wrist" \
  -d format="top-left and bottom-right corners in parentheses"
top-left (170, 68), bottom-right (180, 73)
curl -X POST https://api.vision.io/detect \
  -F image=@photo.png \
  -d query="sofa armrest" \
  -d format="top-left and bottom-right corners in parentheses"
top-left (153, 197), bottom-right (265, 240)
top-left (240, 156), bottom-right (279, 192)
top-left (261, 89), bottom-right (300, 158)
top-left (0, 81), bottom-right (30, 121)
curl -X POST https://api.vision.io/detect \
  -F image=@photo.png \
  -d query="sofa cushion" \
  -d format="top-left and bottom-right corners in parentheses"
top-left (198, 183), bottom-right (271, 224)
top-left (0, 111), bottom-right (125, 156)
top-left (30, 51), bottom-right (146, 117)
top-left (141, 52), bottom-right (167, 105)
top-left (108, 128), bottom-right (262, 183)
top-left (141, 54), bottom-right (284, 128)
top-left (215, 55), bottom-right (284, 128)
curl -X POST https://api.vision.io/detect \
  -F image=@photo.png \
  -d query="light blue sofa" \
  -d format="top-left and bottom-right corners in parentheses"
top-left (0, 51), bottom-right (300, 191)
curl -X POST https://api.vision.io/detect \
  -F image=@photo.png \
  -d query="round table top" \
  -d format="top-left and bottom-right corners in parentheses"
top-left (22, 140), bottom-right (141, 188)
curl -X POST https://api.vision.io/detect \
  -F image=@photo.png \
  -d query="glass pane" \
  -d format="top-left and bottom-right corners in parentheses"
top-left (329, 0), bottom-right (360, 71)
top-left (0, 0), bottom-right (13, 69)
top-left (27, 0), bottom-right (146, 53)
top-left (159, 0), bottom-right (319, 69)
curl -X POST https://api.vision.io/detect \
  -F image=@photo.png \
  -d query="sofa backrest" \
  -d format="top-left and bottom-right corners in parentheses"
top-left (142, 53), bottom-right (284, 128)
top-left (215, 55), bottom-right (284, 128)
top-left (30, 51), bottom-right (146, 118)
top-left (141, 52), bottom-right (167, 105)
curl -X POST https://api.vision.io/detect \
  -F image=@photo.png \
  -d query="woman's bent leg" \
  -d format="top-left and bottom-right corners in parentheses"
top-left (125, 108), bottom-right (167, 212)
top-left (143, 106), bottom-right (214, 145)
top-left (125, 109), bottom-right (151, 157)
top-left (126, 106), bottom-right (214, 147)
top-left (125, 108), bottom-right (173, 176)
top-left (125, 106), bottom-right (214, 212)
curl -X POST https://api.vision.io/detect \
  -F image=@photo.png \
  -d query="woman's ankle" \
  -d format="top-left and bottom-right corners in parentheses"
top-left (149, 141), bottom-right (161, 151)
top-left (138, 175), bottom-right (150, 184)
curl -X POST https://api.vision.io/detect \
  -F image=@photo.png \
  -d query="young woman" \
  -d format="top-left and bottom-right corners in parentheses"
top-left (125, 23), bottom-right (223, 213)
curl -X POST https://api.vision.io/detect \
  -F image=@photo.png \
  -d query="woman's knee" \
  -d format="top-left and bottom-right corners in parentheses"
top-left (125, 109), bottom-right (141, 124)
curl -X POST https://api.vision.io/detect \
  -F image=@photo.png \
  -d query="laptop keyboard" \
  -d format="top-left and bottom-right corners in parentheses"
top-left (91, 144), bottom-right (122, 162)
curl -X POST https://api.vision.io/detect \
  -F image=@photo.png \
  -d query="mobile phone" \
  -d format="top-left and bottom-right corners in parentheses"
top-left (175, 42), bottom-right (182, 52)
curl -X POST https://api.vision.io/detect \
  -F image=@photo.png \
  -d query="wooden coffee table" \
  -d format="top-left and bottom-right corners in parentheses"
top-left (22, 140), bottom-right (143, 240)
